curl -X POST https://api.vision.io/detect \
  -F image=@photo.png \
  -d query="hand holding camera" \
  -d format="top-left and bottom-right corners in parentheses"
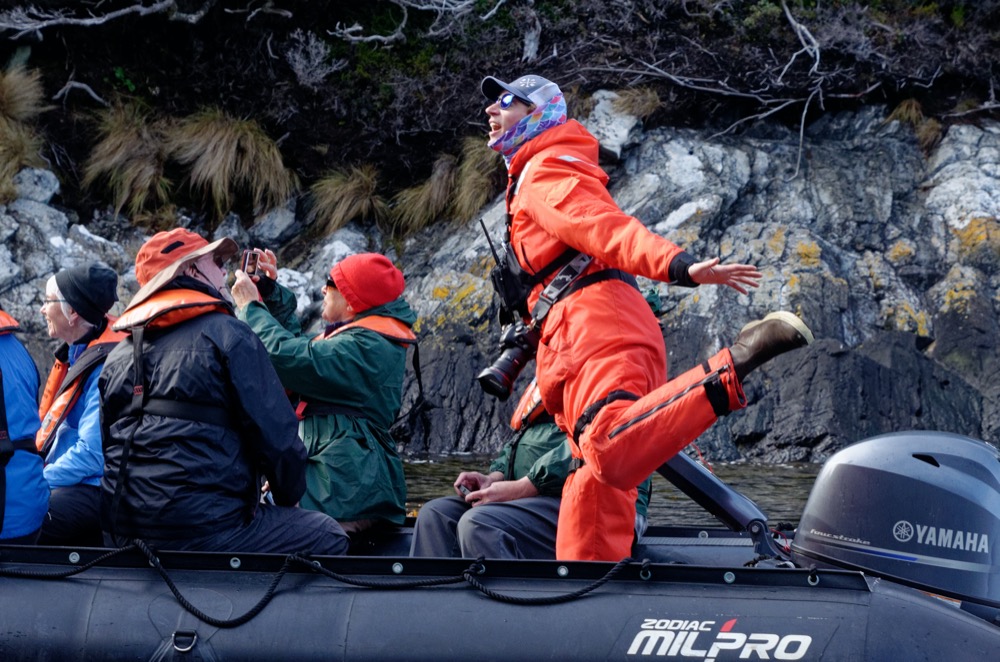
top-left (241, 248), bottom-right (262, 276)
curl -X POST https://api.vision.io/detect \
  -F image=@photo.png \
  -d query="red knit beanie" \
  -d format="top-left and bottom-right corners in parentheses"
top-left (329, 253), bottom-right (404, 313)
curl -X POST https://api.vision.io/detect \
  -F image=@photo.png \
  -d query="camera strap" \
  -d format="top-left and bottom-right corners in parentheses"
top-left (530, 252), bottom-right (593, 324)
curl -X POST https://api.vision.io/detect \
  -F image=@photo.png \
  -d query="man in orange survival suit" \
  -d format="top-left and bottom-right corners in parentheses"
top-left (480, 73), bottom-right (814, 561)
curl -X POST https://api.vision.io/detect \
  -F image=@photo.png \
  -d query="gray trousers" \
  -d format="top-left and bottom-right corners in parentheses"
top-left (104, 505), bottom-right (350, 556)
top-left (409, 495), bottom-right (561, 560)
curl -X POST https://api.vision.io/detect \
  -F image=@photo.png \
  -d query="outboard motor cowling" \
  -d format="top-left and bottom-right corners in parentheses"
top-left (791, 431), bottom-right (1000, 608)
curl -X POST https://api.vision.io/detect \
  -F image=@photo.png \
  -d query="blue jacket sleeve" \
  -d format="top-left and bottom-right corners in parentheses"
top-left (43, 368), bottom-right (105, 488)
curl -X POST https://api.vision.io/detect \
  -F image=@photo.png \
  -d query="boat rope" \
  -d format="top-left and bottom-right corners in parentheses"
top-left (134, 539), bottom-right (293, 629)
top-left (0, 543), bottom-right (138, 579)
top-left (459, 556), bottom-right (634, 605)
top-left (291, 554), bottom-right (467, 589)
top-left (0, 542), bottom-right (639, 627)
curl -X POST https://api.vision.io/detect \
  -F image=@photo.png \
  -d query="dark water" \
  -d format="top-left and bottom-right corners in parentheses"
top-left (405, 457), bottom-right (820, 528)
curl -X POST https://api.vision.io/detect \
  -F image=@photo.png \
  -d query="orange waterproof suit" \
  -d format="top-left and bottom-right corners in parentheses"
top-left (505, 120), bottom-right (746, 561)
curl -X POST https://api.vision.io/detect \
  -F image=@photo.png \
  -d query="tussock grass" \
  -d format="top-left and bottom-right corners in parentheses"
top-left (390, 153), bottom-right (457, 235)
top-left (887, 99), bottom-right (942, 154)
top-left (164, 108), bottom-right (297, 220)
top-left (0, 116), bottom-right (44, 204)
top-left (308, 163), bottom-right (388, 234)
top-left (0, 65), bottom-right (47, 203)
top-left (82, 102), bottom-right (172, 217)
top-left (887, 98), bottom-right (924, 126)
top-left (0, 64), bottom-right (47, 124)
top-left (916, 117), bottom-right (943, 153)
top-left (612, 87), bottom-right (662, 120)
top-left (450, 136), bottom-right (504, 223)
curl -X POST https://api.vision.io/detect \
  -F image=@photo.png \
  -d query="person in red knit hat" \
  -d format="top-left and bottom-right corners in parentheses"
top-left (233, 251), bottom-right (417, 535)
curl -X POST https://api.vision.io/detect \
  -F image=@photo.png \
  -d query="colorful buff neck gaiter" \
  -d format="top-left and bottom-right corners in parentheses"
top-left (489, 94), bottom-right (568, 166)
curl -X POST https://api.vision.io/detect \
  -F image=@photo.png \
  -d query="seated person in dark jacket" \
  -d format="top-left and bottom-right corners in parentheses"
top-left (99, 228), bottom-right (348, 555)
top-left (410, 379), bottom-right (651, 559)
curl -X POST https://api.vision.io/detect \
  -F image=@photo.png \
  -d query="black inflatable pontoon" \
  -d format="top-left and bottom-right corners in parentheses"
top-left (2, 431), bottom-right (999, 661)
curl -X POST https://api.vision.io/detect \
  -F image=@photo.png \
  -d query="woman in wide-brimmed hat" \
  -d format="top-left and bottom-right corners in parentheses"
top-left (99, 227), bottom-right (348, 555)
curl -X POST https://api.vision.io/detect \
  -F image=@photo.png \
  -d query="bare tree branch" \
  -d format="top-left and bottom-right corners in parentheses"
top-left (53, 81), bottom-right (109, 107)
top-left (782, 1), bottom-right (821, 76)
top-left (0, 1), bottom-right (178, 39)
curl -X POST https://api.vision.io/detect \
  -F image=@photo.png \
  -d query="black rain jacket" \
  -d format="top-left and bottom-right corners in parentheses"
top-left (99, 278), bottom-right (307, 542)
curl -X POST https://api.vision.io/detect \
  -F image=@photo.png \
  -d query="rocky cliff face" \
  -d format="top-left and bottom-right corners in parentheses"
top-left (4, 103), bottom-right (998, 463)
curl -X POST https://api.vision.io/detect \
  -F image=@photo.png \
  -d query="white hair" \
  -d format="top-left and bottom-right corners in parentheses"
top-left (45, 275), bottom-right (95, 331)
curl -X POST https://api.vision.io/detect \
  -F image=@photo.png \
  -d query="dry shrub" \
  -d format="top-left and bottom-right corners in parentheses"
top-left (164, 108), bottom-right (297, 220)
top-left (916, 117), bottom-right (943, 153)
top-left (0, 64), bottom-right (47, 124)
top-left (390, 153), bottom-right (457, 235)
top-left (0, 116), bottom-right (44, 204)
top-left (82, 102), bottom-right (172, 217)
top-left (308, 163), bottom-right (388, 234)
top-left (450, 136), bottom-right (504, 223)
top-left (612, 87), bottom-right (662, 120)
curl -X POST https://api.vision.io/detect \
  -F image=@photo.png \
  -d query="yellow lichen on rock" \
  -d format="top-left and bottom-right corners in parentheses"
top-left (886, 240), bottom-right (915, 264)
top-left (884, 301), bottom-right (930, 336)
top-left (794, 240), bottom-right (822, 267)
top-left (941, 282), bottom-right (977, 315)
top-left (766, 227), bottom-right (787, 257)
top-left (953, 217), bottom-right (1000, 264)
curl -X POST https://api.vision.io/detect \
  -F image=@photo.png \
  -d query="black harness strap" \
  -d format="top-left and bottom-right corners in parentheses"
top-left (564, 269), bottom-right (637, 299)
top-left (108, 326), bottom-right (147, 544)
top-left (298, 401), bottom-right (368, 419)
top-left (571, 390), bottom-right (641, 446)
top-left (127, 397), bottom-right (231, 428)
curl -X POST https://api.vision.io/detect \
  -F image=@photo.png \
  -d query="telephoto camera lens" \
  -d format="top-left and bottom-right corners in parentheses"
top-left (477, 347), bottom-right (531, 400)
top-left (477, 321), bottom-right (539, 400)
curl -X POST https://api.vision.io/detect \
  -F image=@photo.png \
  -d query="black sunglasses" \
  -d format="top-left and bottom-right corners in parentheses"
top-left (498, 91), bottom-right (530, 109)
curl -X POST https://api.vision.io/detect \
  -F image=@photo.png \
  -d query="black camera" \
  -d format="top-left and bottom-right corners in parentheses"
top-left (477, 320), bottom-right (539, 401)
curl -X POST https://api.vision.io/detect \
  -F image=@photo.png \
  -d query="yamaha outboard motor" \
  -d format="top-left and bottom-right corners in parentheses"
top-left (792, 431), bottom-right (1000, 614)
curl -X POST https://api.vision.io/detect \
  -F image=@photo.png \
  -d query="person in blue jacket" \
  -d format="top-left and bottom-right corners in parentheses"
top-left (0, 304), bottom-right (49, 544)
top-left (36, 262), bottom-right (125, 546)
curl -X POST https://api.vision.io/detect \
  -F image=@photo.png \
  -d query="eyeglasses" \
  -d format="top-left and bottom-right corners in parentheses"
top-left (497, 92), bottom-right (529, 109)
top-left (325, 279), bottom-right (337, 290)
top-left (42, 298), bottom-right (67, 306)
top-left (213, 254), bottom-right (226, 269)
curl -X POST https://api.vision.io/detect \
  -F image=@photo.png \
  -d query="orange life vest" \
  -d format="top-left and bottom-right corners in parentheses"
top-left (510, 380), bottom-right (546, 431)
top-left (0, 310), bottom-right (19, 334)
top-left (313, 315), bottom-right (417, 345)
top-left (114, 289), bottom-right (231, 331)
top-left (296, 315), bottom-right (418, 420)
top-left (36, 319), bottom-right (128, 455)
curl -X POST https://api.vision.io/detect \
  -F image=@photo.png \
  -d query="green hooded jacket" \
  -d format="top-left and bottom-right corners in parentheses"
top-left (489, 421), bottom-right (651, 517)
top-left (239, 280), bottom-right (417, 525)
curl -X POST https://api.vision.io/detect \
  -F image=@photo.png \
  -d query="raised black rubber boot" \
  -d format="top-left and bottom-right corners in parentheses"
top-left (730, 311), bottom-right (814, 382)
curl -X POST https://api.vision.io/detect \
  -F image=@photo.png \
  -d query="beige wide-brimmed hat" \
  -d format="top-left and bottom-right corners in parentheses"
top-left (127, 227), bottom-right (238, 308)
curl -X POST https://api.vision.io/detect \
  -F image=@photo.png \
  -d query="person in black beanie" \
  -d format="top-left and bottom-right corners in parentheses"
top-left (37, 261), bottom-right (126, 546)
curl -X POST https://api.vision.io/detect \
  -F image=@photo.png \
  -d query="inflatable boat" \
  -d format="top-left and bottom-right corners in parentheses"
top-left (2, 430), bottom-right (999, 660)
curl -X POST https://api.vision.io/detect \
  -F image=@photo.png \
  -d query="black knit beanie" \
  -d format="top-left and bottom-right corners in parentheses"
top-left (55, 262), bottom-right (118, 326)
